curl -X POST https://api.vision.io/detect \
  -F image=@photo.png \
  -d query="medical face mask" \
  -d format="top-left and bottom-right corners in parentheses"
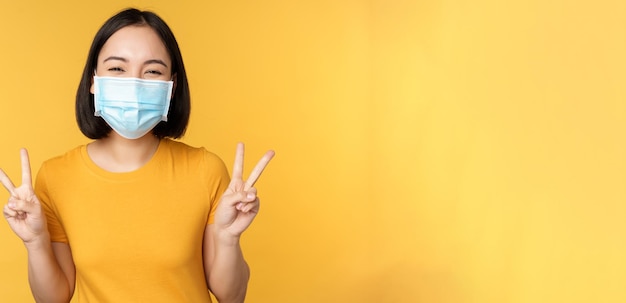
top-left (93, 76), bottom-right (173, 139)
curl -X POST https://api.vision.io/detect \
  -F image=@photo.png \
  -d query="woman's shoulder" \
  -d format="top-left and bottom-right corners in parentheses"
top-left (161, 139), bottom-right (226, 167)
top-left (35, 145), bottom-right (89, 184)
top-left (40, 145), bottom-right (86, 169)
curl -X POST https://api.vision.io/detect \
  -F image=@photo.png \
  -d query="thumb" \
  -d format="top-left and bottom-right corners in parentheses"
top-left (8, 197), bottom-right (41, 216)
top-left (221, 191), bottom-right (255, 208)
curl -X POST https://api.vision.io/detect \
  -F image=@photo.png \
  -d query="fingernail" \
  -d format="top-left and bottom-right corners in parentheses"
top-left (8, 201), bottom-right (15, 208)
top-left (247, 193), bottom-right (255, 200)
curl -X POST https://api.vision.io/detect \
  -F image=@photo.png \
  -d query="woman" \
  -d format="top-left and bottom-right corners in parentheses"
top-left (0, 8), bottom-right (273, 303)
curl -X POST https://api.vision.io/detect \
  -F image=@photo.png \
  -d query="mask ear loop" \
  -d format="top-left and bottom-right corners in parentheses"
top-left (169, 74), bottom-right (177, 100)
top-left (89, 70), bottom-right (98, 95)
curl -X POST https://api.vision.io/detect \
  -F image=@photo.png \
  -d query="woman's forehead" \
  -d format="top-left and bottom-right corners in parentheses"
top-left (99, 25), bottom-right (170, 63)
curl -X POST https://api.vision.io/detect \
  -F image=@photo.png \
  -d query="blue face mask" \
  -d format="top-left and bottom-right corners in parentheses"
top-left (93, 76), bottom-right (173, 139)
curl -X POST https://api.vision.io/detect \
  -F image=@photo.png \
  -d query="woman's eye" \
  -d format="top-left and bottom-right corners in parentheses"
top-left (108, 67), bottom-right (124, 72)
top-left (146, 70), bottom-right (163, 75)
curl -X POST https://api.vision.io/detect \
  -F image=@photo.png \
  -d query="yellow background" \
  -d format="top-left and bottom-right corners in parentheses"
top-left (1, 1), bottom-right (625, 302)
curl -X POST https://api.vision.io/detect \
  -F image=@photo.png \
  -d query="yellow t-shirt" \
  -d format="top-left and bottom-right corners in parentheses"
top-left (35, 139), bottom-right (230, 302)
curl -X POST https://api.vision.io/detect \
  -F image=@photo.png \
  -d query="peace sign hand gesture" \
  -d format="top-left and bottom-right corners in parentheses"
top-left (1, 149), bottom-right (48, 245)
top-left (214, 143), bottom-right (274, 239)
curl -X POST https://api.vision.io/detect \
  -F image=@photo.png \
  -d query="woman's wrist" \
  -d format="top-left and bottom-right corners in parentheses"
top-left (213, 230), bottom-right (242, 247)
top-left (23, 232), bottom-right (52, 252)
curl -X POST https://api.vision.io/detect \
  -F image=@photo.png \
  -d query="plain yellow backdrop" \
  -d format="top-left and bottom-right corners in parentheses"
top-left (1, 0), bottom-right (625, 302)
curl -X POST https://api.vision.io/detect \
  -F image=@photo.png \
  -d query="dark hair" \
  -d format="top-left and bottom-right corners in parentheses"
top-left (76, 8), bottom-right (190, 139)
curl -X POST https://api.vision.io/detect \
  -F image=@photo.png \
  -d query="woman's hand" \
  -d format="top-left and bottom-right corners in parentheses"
top-left (1, 149), bottom-right (48, 244)
top-left (214, 143), bottom-right (274, 240)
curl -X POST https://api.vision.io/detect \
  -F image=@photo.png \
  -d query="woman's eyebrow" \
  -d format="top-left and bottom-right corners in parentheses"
top-left (144, 59), bottom-right (168, 68)
top-left (102, 57), bottom-right (168, 68)
top-left (103, 56), bottom-right (127, 63)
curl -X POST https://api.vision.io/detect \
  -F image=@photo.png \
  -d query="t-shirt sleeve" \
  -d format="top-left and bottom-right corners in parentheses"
top-left (204, 150), bottom-right (231, 225)
top-left (34, 162), bottom-right (69, 243)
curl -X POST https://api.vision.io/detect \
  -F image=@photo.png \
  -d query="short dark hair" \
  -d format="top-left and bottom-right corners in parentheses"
top-left (76, 8), bottom-right (190, 139)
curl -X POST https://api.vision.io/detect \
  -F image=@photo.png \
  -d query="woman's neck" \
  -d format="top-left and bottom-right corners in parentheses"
top-left (87, 132), bottom-right (161, 173)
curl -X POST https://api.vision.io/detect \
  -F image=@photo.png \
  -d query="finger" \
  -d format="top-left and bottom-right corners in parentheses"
top-left (222, 191), bottom-right (250, 207)
top-left (241, 198), bottom-right (260, 213)
top-left (3, 204), bottom-right (18, 218)
top-left (231, 142), bottom-right (245, 182)
top-left (20, 148), bottom-right (33, 187)
top-left (8, 198), bottom-right (39, 215)
top-left (244, 150), bottom-right (275, 190)
top-left (0, 168), bottom-right (17, 196)
top-left (235, 188), bottom-right (257, 210)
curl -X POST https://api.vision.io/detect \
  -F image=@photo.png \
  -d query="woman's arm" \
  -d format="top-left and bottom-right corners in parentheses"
top-left (1, 149), bottom-right (75, 303)
top-left (25, 239), bottom-right (75, 303)
top-left (203, 144), bottom-right (274, 302)
top-left (204, 224), bottom-right (249, 303)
